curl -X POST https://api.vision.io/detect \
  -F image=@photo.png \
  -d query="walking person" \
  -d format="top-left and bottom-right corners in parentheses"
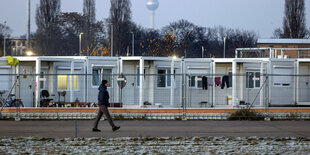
top-left (93, 80), bottom-right (120, 132)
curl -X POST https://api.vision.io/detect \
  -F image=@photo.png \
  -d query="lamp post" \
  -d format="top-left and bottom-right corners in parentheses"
top-left (130, 32), bottom-right (134, 56)
top-left (201, 46), bottom-right (204, 58)
top-left (79, 33), bottom-right (83, 56)
top-left (3, 21), bottom-right (6, 57)
top-left (111, 24), bottom-right (113, 57)
top-left (27, 0), bottom-right (30, 50)
top-left (223, 36), bottom-right (227, 58)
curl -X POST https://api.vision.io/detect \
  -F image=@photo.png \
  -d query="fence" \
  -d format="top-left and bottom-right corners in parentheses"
top-left (0, 73), bottom-right (308, 109)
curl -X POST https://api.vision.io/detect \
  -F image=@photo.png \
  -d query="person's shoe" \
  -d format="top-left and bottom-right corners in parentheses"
top-left (112, 126), bottom-right (120, 132)
top-left (92, 128), bottom-right (101, 132)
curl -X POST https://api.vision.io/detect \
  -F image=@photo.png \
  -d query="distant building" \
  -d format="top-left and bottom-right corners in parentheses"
top-left (257, 39), bottom-right (310, 58)
top-left (7, 39), bottom-right (27, 56)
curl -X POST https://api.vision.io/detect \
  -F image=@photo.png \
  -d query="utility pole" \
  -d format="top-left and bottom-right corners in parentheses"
top-left (27, 0), bottom-right (30, 50)
top-left (111, 24), bottom-right (113, 57)
top-left (3, 21), bottom-right (6, 56)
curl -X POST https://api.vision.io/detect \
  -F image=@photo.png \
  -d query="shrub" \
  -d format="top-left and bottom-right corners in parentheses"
top-left (228, 109), bottom-right (264, 120)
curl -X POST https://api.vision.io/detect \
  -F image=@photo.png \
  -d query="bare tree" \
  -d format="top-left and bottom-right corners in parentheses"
top-left (0, 23), bottom-right (12, 56)
top-left (58, 12), bottom-right (84, 56)
top-left (108, 0), bottom-right (132, 56)
top-left (35, 0), bottom-right (61, 55)
top-left (82, 0), bottom-right (96, 56)
top-left (275, 0), bottom-right (307, 38)
top-left (284, 0), bottom-right (307, 38)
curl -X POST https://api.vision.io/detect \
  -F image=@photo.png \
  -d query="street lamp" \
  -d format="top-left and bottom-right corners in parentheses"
top-left (201, 46), bottom-right (204, 58)
top-left (223, 36), bottom-right (227, 58)
top-left (26, 50), bottom-right (33, 56)
top-left (130, 32), bottom-right (134, 56)
top-left (27, 0), bottom-right (31, 50)
top-left (111, 24), bottom-right (113, 57)
top-left (79, 33), bottom-right (83, 56)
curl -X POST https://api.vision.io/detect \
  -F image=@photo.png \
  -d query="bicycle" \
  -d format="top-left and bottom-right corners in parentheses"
top-left (0, 90), bottom-right (24, 108)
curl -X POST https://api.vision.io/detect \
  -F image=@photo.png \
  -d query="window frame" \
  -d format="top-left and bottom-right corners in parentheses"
top-left (91, 66), bottom-right (113, 88)
top-left (57, 74), bottom-right (79, 91)
top-left (157, 69), bottom-right (176, 88)
top-left (188, 75), bottom-right (203, 88)
top-left (246, 71), bottom-right (260, 89)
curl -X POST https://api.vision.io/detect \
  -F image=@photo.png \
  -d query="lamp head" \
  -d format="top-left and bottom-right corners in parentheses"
top-left (26, 50), bottom-right (33, 56)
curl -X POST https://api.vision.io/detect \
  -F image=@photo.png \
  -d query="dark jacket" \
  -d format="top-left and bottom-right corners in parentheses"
top-left (98, 84), bottom-right (109, 106)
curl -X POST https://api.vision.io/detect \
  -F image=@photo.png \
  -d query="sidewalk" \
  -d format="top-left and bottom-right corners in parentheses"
top-left (1, 120), bottom-right (310, 138)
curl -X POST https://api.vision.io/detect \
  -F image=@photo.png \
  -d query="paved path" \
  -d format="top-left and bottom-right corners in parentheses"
top-left (0, 120), bottom-right (310, 138)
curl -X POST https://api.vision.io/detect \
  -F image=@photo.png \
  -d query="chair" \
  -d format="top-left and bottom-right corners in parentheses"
top-left (40, 90), bottom-right (53, 107)
top-left (57, 91), bottom-right (66, 107)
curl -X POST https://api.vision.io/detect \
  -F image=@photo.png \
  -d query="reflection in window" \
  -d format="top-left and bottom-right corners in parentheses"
top-left (157, 70), bottom-right (166, 87)
top-left (92, 67), bottom-right (112, 87)
top-left (189, 76), bottom-right (202, 88)
top-left (167, 70), bottom-right (171, 87)
top-left (246, 71), bottom-right (260, 89)
top-left (102, 69), bottom-right (112, 85)
top-left (92, 69), bottom-right (100, 86)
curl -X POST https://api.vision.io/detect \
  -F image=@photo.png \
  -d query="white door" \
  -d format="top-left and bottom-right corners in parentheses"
top-left (19, 65), bottom-right (35, 107)
top-left (299, 66), bottom-right (310, 102)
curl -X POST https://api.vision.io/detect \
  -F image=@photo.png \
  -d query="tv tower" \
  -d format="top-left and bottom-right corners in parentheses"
top-left (146, 0), bottom-right (159, 29)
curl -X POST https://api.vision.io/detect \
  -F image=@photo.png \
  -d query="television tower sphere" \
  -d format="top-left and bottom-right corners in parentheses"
top-left (146, 0), bottom-right (159, 11)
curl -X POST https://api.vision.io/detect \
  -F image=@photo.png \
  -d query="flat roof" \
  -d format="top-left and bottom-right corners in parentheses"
top-left (258, 39), bottom-right (310, 44)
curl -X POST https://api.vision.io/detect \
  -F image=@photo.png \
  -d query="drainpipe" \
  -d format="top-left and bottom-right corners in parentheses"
top-left (170, 58), bottom-right (175, 107)
top-left (232, 60), bottom-right (237, 106)
top-left (83, 59), bottom-right (87, 102)
top-left (15, 64), bottom-right (20, 103)
top-left (119, 58), bottom-right (123, 103)
top-left (212, 60), bottom-right (216, 107)
top-left (139, 58), bottom-right (144, 107)
top-left (35, 58), bottom-right (41, 107)
top-left (260, 61), bottom-right (264, 107)
top-left (70, 60), bottom-right (74, 102)
top-left (85, 58), bottom-right (89, 103)
top-left (180, 58), bottom-right (184, 109)
top-left (296, 60), bottom-right (299, 104)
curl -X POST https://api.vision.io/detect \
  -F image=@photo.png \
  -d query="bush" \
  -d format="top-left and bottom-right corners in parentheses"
top-left (228, 109), bottom-right (264, 120)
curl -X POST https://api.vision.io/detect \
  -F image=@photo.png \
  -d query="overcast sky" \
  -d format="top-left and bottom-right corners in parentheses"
top-left (0, 0), bottom-right (309, 38)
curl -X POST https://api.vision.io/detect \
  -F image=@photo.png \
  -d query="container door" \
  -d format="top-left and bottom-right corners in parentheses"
top-left (19, 65), bottom-right (35, 107)
top-left (299, 66), bottom-right (310, 102)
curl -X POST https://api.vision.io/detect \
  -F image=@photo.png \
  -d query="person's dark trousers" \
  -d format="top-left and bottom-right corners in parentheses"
top-left (93, 105), bottom-right (115, 129)
top-left (202, 76), bottom-right (208, 90)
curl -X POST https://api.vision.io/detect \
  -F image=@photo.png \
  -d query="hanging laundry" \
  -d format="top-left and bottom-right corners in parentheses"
top-left (214, 77), bottom-right (221, 87)
top-left (221, 75), bottom-right (230, 89)
top-left (207, 77), bottom-right (213, 86)
top-left (202, 76), bottom-right (208, 90)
